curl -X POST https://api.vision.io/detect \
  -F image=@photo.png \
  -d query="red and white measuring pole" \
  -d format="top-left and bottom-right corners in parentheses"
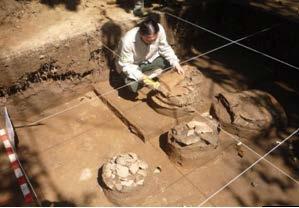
top-left (0, 129), bottom-right (34, 204)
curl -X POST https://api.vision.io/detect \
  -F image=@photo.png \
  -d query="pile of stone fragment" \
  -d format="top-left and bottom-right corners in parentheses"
top-left (102, 153), bottom-right (149, 193)
top-left (171, 118), bottom-right (219, 147)
top-left (164, 115), bottom-right (220, 168)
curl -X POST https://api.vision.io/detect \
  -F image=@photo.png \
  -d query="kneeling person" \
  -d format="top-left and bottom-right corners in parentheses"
top-left (116, 16), bottom-right (184, 93)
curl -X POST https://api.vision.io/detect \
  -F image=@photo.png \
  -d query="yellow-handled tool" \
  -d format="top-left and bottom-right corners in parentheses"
top-left (143, 76), bottom-right (160, 89)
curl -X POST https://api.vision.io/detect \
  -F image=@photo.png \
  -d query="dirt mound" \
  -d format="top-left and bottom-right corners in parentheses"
top-left (148, 65), bottom-right (205, 118)
top-left (165, 116), bottom-right (220, 167)
top-left (211, 90), bottom-right (288, 139)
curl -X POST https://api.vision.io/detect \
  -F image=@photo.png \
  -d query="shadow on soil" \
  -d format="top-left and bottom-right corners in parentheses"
top-left (0, 143), bottom-right (78, 206)
top-left (40, 0), bottom-right (81, 11)
top-left (97, 166), bottom-right (110, 191)
top-left (224, 154), bottom-right (299, 206)
top-left (100, 20), bottom-right (142, 101)
top-left (0, 140), bottom-right (102, 206)
top-left (158, 132), bottom-right (169, 153)
top-left (115, 0), bottom-right (166, 13)
top-left (232, 0), bottom-right (299, 22)
top-left (160, 1), bottom-right (299, 205)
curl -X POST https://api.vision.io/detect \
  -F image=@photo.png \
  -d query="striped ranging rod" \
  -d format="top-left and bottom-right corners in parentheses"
top-left (0, 129), bottom-right (33, 204)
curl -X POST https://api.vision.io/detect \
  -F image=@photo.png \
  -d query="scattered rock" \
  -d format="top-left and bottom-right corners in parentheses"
top-left (179, 135), bottom-right (200, 146)
top-left (105, 181), bottom-right (114, 190)
top-left (187, 129), bottom-right (195, 136)
top-left (153, 166), bottom-right (161, 174)
top-left (235, 144), bottom-right (244, 158)
top-left (129, 163), bottom-right (139, 174)
top-left (115, 183), bottom-right (123, 191)
top-left (103, 168), bottom-right (112, 178)
top-left (116, 156), bottom-right (129, 166)
top-left (201, 112), bottom-right (211, 118)
top-left (187, 120), bottom-right (202, 129)
top-left (137, 169), bottom-right (147, 177)
top-left (194, 122), bottom-right (213, 134)
top-left (129, 152), bottom-right (138, 161)
top-left (106, 162), bottom-right (116, 171)
top-left (121, 180), bottom-right (134, 187)
top-left (138, 161), bottom-right (148, 170)
top-left (116, 164), bottom-right (129, 178)
top-left (136, 179), bottom-right (144, 185)
top-left (251, 181), bottom-right (257, 187)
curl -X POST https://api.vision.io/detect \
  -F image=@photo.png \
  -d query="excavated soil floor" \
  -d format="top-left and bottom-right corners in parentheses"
top-left (1, 0), bottom-right (299, 206)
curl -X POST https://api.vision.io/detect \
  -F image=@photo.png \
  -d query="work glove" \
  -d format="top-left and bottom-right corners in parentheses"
top-left (143, 76), bottom-right (160, 90)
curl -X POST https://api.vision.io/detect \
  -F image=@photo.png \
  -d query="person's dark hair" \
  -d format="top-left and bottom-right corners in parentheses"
top-left (139, 14), bottom-right (160, 36)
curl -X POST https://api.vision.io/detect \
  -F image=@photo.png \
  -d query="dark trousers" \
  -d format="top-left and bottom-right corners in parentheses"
top-left (124, 56), bottom-right (170, 93)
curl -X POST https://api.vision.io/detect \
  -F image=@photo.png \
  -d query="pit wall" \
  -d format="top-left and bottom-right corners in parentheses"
top-left (0, 9), bottom-right (137, 119)
top-left (1, 1), bottom-right (298, 98)
top-left (0, 12), bottom-right (175, 98)
top-left (0, 31), bottom-right (103, 88)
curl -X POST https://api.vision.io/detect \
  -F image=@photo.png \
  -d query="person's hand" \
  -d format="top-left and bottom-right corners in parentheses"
top-left (175, 63), bottom-right (184, 75)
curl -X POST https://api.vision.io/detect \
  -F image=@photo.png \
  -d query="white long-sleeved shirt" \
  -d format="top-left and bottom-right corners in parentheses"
top-left (116, 24), bottom-right (179, 81)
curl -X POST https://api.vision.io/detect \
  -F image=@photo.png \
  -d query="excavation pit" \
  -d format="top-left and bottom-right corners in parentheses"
top-left (1, 1), bottom-right (299, 206)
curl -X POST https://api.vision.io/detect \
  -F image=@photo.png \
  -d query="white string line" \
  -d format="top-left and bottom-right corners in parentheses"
top-left (166, 11), bottom-right (299, 189)
top-left (221, 127), bottom-right (299, 185)
top-left (112, 23), bottom-right (299, 195)
top-left (15, 22), bottom-right (290, 205)
top-left (198, 127), bottom-right (299, 207)
top-left (166, 12), bottom-right (299, 71)
top-left (22, 24), bottom-right (277, 126)
top-left (197, 111), bottom-right (299, 185)
top-left (101, 22), bottom-right (278, 64)
top-left (102, 44), bottom-right (121, 58)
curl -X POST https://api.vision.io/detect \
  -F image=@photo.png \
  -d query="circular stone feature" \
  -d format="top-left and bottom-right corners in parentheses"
top-left (166, 116), bottom-right (220, 167)
top-left (211, 90), bottom-right (287, 139)
top-left (101, 153), bottom-right (150, 206)
top-left (149, 65), bottom-right (205, 118)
